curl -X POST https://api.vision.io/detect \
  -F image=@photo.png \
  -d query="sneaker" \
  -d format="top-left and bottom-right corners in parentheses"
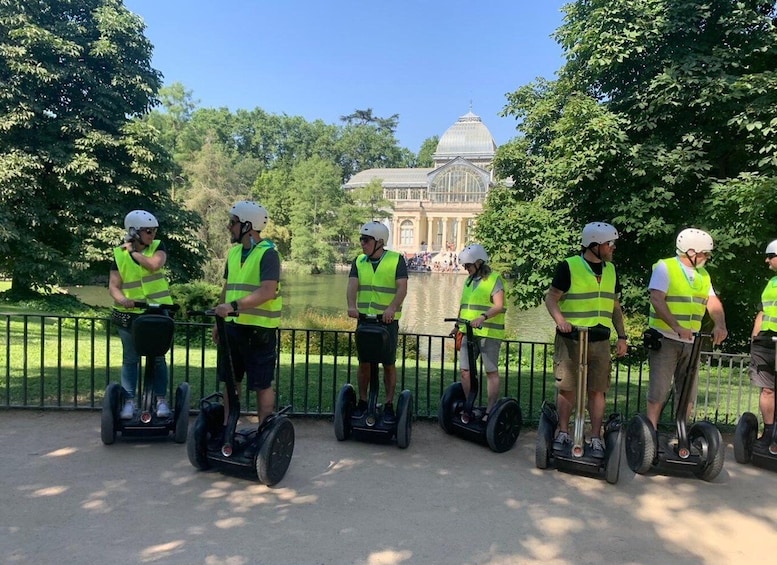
top-left (156, 399), bottom-right (171, 418)
top-left (590, 436), bottom-right (605, 459)
top-left (553, 431), bottom-right (571, 452)
top-left (352, 400), bottom-right (368, 419)
top-left (120, 400), bottom-right (135, 420)
top-left (382, 402), bottom-right (395, 425)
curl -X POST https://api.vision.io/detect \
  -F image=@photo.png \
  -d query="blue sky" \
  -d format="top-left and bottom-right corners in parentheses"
top-left (124, 1), bottom-right (569, 152)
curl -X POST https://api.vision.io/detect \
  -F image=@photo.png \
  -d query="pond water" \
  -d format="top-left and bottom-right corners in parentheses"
top-left (68, 271), bottom-right (555, 342)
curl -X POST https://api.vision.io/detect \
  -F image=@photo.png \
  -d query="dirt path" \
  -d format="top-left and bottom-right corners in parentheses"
top-left (0, 411), bottom-right (775, 565)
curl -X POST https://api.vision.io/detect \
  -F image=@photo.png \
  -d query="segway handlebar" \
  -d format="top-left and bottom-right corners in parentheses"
top-left (187, 308), bottom-right (238, 318)
top-left (444, 317), bottom-right (471, 326)
top-left (358, 313), bottom-right (390, 324)
top-left (132, 302), bottom-right (180, 313)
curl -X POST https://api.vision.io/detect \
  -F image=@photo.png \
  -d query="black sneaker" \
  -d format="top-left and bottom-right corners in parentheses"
top-left (352, 400), bottom-right (368, 419)
top-left (382, 402), bottom-right (395, 425)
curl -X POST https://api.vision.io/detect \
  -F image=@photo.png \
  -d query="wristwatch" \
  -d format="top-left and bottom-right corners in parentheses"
top-left (230, 300), bottom-right (239, 312)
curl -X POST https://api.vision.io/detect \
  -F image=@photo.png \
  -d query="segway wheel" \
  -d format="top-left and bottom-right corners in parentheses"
top-left (187, 412), bottom-right (211, 470)
top-left (438, 382), bottom-right (464, 434)
top-left (334, 384), bottom-right (356, 441)
top-left (486, 398), bottom-right (522, 453)
top-left (733, 412), bottom-right (758, 464)
top-left (535, 411), bottom-right (554, 469)
top-left (690, 421), bottom-right (724, 482)
top-left (173, 382), bottom-right (191, 444)
top-left (100, 383), bottom-right (122, 445)
top-left (604, 428), bottom-right (624, 485)
top-left (256, 417), bottom-right (295, 486)
top-left (396, 390), bottom-right (413, 449)
top-left (625, 414), bottom-right (656, 474)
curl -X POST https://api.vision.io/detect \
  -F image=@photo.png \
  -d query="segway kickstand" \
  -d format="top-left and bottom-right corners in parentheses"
top-left (572, 327), bottom-right (588, 458)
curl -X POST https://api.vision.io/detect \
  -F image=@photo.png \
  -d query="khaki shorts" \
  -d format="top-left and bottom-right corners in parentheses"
top-left (553, 334), bottom-right (612, 393)
top-left (647, 338), bottom-right (698, 404)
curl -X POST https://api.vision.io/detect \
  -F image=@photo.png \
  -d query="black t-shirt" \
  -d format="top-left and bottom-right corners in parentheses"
top-left (550, 256), bottom-right (621, 341)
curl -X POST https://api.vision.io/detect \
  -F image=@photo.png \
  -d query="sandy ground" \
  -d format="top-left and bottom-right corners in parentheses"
top-left (0, 411), bottom-right (776, 565)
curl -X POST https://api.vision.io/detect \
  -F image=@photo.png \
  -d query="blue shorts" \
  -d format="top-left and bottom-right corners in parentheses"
top-left (218, 322), bottom-right (277, 391)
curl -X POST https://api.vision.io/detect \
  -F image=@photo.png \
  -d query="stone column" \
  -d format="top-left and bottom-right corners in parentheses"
top-left (441, 218), bottom-right (448, 252)
top-left (427, 218), bottom-right (435, 251)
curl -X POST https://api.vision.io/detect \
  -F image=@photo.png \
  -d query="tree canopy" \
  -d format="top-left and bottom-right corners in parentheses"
top-left (0, 0), bottom-right (204, 293)
top-left (484, 0), bottom-right (777, 348)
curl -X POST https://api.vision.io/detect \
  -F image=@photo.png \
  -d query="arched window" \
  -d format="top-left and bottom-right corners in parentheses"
top-left (400, 220), bottom-right (414, 246)
top-left (428, 165), bottom-right (487, 203)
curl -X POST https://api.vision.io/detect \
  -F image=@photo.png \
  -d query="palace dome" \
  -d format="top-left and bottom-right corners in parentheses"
top-left (433, 110), bottom-right (497, 161)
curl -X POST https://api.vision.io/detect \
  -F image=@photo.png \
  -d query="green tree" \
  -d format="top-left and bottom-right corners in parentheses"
top-left (0, 0), bottom-right (204, 292)
top-left (487, 0), bottom-right (777, 348)
top-left (416, 136), bottom-right (439, 167)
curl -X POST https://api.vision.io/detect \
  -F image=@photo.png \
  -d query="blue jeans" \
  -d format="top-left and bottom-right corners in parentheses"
top-left (117, 325), bottom-right (168, 399)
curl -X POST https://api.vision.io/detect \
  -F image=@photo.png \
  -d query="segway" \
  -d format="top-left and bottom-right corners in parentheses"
top-left (334, 314), bottom-right (412, 448)
top-left (734, 335), bottom-right (777, 472)
top-left (625, 332), bottom-right (725, 481)
top-left (535, 327), bottom-right (624, 484)
top-left (438, 317), bottom-right (522, 453)
top-left (101, 303), bottom-right (190, 445)
top-left (186, 310), bottom-right (295, 486)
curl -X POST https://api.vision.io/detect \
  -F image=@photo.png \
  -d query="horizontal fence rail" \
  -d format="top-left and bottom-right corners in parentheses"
top-left (0, 312), bottom-right (760, 428)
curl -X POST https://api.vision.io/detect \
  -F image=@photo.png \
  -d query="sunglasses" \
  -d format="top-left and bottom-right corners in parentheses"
top-left (228, 218), bottom-right (241, 227)
top-left (463, 263), bottom-right (474, 269)
top-left (140, 228), bottom-right (156, 235)
top-left (767, 253), bottom-right (777, 260)
top-left (359, 235), bottom-right (375, 243)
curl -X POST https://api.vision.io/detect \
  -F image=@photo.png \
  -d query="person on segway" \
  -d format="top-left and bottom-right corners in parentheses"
top-left (448, 244), bottom-right (506, 423)
top-left (213, 201), bottom-right (282, 426)
top-left (545, 222), bottom-right (628, 458)
top-left (747, 239), bottom-right (777, 442)
top-left (645, 228), bottom-right (727, 430)
top-left (346, 221), bottom-right (408, 424)
top-left (108, 210), bottom-right (173, 420)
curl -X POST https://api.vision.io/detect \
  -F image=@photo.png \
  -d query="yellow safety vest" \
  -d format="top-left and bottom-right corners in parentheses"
top-left (224, 241), bottom-right (282, 328)
top-left (355, 251), bottom-right (402, 319)
top-left (559, 256), bottom-right (616, 328)
top-left (649, 257), bottom-right (711, 332)
top-left (113, 240), bottom-right (172, 313)
top-left (458, 274), bottom-right (505, 339)
top-left (760, 276), bottom-right (777, 332)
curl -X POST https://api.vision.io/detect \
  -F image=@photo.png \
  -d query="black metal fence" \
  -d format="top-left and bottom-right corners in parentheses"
top-left (0, 312), bottom-right (756, 428)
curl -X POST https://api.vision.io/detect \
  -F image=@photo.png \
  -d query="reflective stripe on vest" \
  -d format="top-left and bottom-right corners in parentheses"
top-left (113, 240), bottom-right (172, 313)
top-left (458, 274), bottom-right (505, 339)
top-left (649, 257), bottom-right (710, 332)
top-left (559, 256), bottom-right (616, 328)
top-left (224, 241), bottom-right (282, 328)
top-left (761, 277), bottom-right (777, 331)
top-left (355, 251), bottom-right (402, 319)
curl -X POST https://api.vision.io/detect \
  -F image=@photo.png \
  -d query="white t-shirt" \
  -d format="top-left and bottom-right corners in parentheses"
top-left (648, 258), bottom-right (716, 343)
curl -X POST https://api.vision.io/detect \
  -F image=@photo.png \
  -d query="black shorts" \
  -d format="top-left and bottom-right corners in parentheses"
top-left (217, 322), bottom-right (277, 391)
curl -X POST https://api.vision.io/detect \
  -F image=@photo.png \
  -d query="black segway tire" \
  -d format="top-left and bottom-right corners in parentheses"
top-left (625, 414), bottom-right (656, 474)
top-left (334, 384), bottom-right (356, 441)
top-left (173, 382), bottom-right (191, 444)
top-left (690, 421), bottom-right (724, 481)
top-left (100, 383), bottom-right (122, 445)
top-left (396, 390), bottom-right (413, 449)
top-left (486, 398), bottom-right (522, 453)
top-left (733, 412), bottom-right (758, 464)
top-left (535, 411), bottom-right (554, 469)
top-left (256, 416), bottom-right (295, 486)
top-left (438, 382), bottom-right (464, 434)
top-left (604, 427), bottom-right (624, 485)
top-left (187, 411), bottom-right (211, 470)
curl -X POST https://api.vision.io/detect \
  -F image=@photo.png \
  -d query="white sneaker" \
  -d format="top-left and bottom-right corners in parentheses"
top-left (120, 400), bottom-right (135, 420)
top-left (156, 399), bottom-right (171, 418)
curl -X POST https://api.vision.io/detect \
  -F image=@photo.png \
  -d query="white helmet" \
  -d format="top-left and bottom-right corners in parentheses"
top-left (459, 243), bottom-right (489, 265)
top-left (765, 240), bottom-right (777, 255)
top-left (230, 200), bottom-right (268, 231)
top-left (676, 228), bottom-right (714, 254)
top-left (581, 222), bottom-right (619, 247)
top-left (360, 221), bottom-right (389, 244)
top-left (124, 210), bottom-right (158, 233)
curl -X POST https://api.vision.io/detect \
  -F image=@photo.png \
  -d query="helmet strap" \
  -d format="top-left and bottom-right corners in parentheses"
top-left (368, 240), bottom-right (384, 259)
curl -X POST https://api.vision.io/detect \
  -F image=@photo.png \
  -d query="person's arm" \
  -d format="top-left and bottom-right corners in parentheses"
top-left (346, 274), bottom-right (359, 318)
top-left (752, 310), bottom-right (764, 338)
top-left (383, 277), bottom-right (407, 323)
top-left (471, 287), bottom-right (505, 329)
top-left (108, 270), bottom-right (133, 308)
top-left (545, 287), bottom-right (571, 334)
top-left (649, 288), bottom-right (693, 341)
top-left (123, 242), bottom-right (166, 272)
top-left (612, 299), bottom-right (627, 357)
top-left (706, 293), bottom-right (728, 345)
